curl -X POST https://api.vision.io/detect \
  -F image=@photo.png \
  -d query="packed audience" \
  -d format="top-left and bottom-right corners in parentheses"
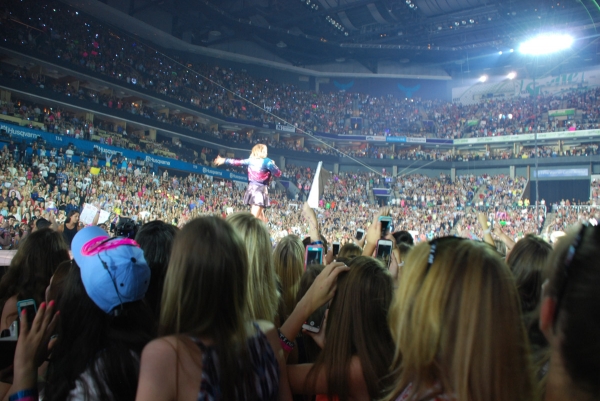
top-left (548, 204), bottom-right (599, 232)
top-left (0, 194), bottom-right (598, 401)
top-left (3, 93), bottom-right (599, 172)
top-left (3, 0), bottom-right (600, 143)
top-left (1, 3), bottom-right (599, 401)
top-left (0, 125), bottom-right (566, 253)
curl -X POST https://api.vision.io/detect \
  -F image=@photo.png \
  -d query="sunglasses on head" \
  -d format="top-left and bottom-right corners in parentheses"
top-left (425, 236), bottom-right (467, 272)
top-left (425, 236), bottom-right (500, 273)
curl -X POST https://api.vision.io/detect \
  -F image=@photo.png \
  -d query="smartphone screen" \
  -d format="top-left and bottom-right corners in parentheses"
top-left (376, 241), bottom-right (393, 266)
top-left (332, 242), bottom-right (340, 256)
top-left (305, 247), bottom-right (323, 267)
top-left (17, 299), bottom-right (37, 332)
top-left (356, 229), bottom-right (365, 240)
top-left (379, 217), bottom-right (392, 238)
top-left (302, 302), bottom-right (328, 333)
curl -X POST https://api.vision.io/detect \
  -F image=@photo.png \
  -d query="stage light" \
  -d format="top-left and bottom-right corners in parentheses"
top-left (509, 48), bottom-right (514, 52)
top-left (507, 71), bottom-right (517, 79)
top-left (498, 51), bottom-right (503, 55)
top-left (519, 34), bottom-right (573, 55)
top-left (479, 75), bottom-right (488, 82)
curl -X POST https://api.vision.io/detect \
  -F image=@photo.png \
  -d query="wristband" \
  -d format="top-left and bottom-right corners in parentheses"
top-left (278, 329), bottom-right (295, 352)
top-left (9, 389), bottom-right (37, 401)
top-left (311, 240), bottom-right (323, 245)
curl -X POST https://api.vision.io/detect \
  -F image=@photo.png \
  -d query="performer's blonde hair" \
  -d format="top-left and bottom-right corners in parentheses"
top-left (250, 144), bottom-right (267, 159)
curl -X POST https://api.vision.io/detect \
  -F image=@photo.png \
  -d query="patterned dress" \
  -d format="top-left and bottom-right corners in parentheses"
top-left (224, 157), bottom-right (281, 207)
top-left (191, 324), bottom-right (280, 401)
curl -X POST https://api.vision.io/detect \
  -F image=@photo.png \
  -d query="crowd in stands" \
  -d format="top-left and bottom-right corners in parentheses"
top-left (0, 123), bottom-right (580, 253)
top-left (3, 0), bottom-right (600, 145)
top-left (549, 204), bottom-right (599, 232)
top-left (3, 92), bottom-right (600, 167)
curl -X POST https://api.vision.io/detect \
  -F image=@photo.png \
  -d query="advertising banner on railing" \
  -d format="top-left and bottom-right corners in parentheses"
top-left (406, 137), bottom-right (426, 144)
top-left (0, 122), bottom-right (248, 182)
top-left (532, 168), bottom-right (589, 179)
top-left (425, 138), bottom-right (453, 144)
top-left (454, 129), bottom-right (600, 145)
top-left (385, 136), bottom-right (407, 143)
top-left (314, 132), bottom-right (366, 141)
top-left (548, 109), bottom-right (575, 117)
top-left (276, 124), bottom-right (296, 133)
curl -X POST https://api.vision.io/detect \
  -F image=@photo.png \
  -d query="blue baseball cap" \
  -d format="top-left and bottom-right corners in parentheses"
top-left (72, 226), bottom-right (150, 314)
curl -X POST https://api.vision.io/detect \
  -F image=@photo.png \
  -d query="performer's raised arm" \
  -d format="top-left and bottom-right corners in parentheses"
top-left (214, 155), bottom-right (250, 167)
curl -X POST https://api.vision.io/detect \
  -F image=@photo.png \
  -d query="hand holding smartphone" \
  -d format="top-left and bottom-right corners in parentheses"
top-left (355, 229), bottom-right (365, 240)
top-left (302, 301), bottom-right (328, 333)
top-left (332, 242), bottom-right (340, 257)
top-left (378, 216), bottom-right (393, 238)
top-left (376, 239), bottom-right (393, 267)
top-left (17, 299), bottom-right (37, 329)
top-left (304, 245), bottom-right (323, 269)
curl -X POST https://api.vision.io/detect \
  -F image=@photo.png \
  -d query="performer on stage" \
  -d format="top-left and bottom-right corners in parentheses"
top-left (214, 144), bottom-right (281, 223)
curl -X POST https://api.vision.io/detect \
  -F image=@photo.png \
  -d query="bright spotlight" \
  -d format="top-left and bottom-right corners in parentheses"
top-left (507, 71), bottom-right (517, 79)
top-left (479, 75), bottom-right (488, 82)
top-left (519, 34), bottom-right (573, 55)
top-left (498, 51), bottom-right (503, 55)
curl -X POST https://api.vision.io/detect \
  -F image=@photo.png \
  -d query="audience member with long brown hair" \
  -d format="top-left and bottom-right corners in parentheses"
top-left (507, 234), bottom-right (554, 388)
top-left (135, 217), bottom-right (292, 401)
top-left (540, 224), bottom-right (600, 401)
top-left (0, 228), bottom-right (69, 332)
top-left (285, 256), bottom-right (394, 401)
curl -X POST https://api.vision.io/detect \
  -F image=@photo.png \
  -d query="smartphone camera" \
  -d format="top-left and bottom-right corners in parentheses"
top-left (332, 242), bottom-right (340, 257)
top-left (302, 302), bottom-right (328, 333)
top-left (379, 216), bottom-right (393, 238)
top-left (16, 299), bottom-right (37, 333)
top-left (376, 239), bottom-right (393, 267)
top-left (304, 245), bottom-right (323, 268)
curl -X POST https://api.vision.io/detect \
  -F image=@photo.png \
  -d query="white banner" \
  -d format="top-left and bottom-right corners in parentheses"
top-left (80, 203), bottom-right (111, 225)
top-left (406, 137), bottom-right (426, 143)
top-left (307, 162), bottom-right (323, 209)
top-left (276, 124), bottom-right (296, 133)
top-left (452, 68), bottom-right (600, 105)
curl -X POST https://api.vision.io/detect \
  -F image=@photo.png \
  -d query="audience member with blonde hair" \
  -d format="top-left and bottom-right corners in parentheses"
top-left (273, 234), bottom-right (305, 323)
top-left (386, 237), bottom-right (535, 401)
top-left (227, 212), bottom-right (279, 323)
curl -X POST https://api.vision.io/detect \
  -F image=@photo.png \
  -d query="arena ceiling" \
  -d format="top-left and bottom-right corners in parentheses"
top-left (114, 0), bottom-right (600, 76)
